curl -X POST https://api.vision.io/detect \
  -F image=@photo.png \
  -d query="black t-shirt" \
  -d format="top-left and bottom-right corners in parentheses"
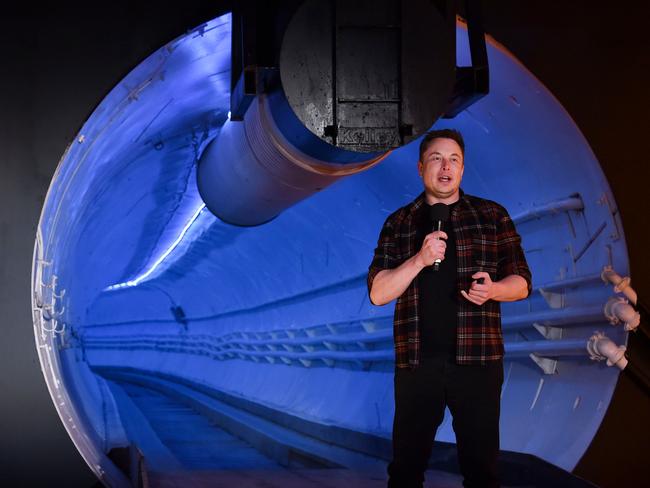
top-left (416, 199), bottom-right (460, 357)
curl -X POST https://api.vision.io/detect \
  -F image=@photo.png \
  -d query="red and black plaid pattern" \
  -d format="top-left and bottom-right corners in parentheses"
top-left (367, 190), bottom-right (532, 368)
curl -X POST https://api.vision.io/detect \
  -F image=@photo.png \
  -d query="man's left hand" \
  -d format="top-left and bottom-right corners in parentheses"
top-left (460, 272), bottom-right (494, 306)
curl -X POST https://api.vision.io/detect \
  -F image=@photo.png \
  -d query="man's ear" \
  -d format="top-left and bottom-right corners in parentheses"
top-left (417, 160), bottom-right (423, 178)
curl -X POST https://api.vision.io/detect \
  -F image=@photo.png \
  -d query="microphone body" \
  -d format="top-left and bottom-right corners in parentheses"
top-left (433, 220), bottom-right (444, 271)
top-left (429, 203), bottom-right (450, 272)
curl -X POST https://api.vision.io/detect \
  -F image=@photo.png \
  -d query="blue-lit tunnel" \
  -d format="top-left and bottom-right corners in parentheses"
top-left (32, 11), bottom-right (631, 487)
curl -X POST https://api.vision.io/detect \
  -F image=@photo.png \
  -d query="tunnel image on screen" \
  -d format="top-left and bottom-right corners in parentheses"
top-left (31, 11), bottom-right (630, 487)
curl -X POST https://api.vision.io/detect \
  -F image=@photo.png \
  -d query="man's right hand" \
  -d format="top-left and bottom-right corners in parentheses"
top-left (370, 230), bottom-right (448, 305)
top-left (415, 231), bottom-right (448, 268)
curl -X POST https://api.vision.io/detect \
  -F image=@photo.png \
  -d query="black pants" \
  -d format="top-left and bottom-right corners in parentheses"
top-left (387, 354), bottom-right (504, 488)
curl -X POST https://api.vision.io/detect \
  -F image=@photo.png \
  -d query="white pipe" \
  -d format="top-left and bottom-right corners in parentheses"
top-left (511, 195), bottom-right (584, 224)
top-left (601, 265), bottom-right (637, 305)
top-left (197, 95), bottom-right (390, 226)
top-left (587, 332), bottom-right (628, 370)
top-left (604, 296), bottom-right (641, 331)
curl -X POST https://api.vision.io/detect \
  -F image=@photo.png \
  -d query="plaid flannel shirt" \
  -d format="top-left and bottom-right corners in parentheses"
top-left (367, 189), bottom-right (532, 368)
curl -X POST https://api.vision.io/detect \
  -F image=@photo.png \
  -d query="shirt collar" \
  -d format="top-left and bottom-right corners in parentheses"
top-left (410, 188), bottom-right (467, 217)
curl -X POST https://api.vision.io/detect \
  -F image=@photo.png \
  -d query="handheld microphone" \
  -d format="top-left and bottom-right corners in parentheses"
top-left (429, 203), bottom-right (450, 271)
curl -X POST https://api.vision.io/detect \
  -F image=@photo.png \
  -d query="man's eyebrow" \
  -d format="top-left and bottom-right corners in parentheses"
top-left (427, 151), bottom-right (462, 158)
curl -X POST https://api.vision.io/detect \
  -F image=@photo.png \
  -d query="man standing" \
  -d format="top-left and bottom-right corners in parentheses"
top-left (367, 129), bottom-right (532, 488)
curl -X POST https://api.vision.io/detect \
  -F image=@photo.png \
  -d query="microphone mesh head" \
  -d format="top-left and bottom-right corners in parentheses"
top-left (429, 203), bottom-right (450, 222)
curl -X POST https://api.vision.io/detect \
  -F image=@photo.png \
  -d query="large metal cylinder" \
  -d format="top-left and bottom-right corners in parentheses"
top-left (197, 0), bottom-right (458, 226)
top-left (197, 92), bottom-right (390, 226)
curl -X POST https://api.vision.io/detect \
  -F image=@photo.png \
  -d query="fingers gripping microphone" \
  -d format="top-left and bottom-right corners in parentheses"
top-left (429, 203), bottom-right (450, 271)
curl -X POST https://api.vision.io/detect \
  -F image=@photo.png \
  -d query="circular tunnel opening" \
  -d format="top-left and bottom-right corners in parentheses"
top-left (31, 10), bottom-right (630, 487)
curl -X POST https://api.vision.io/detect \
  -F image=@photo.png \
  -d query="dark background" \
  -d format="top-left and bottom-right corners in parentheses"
top-left (1, 1), bottom-right (648, 486)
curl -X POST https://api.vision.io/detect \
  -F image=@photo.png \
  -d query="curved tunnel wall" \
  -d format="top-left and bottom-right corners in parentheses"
top-left (32, 12), bottom-right (629, 481)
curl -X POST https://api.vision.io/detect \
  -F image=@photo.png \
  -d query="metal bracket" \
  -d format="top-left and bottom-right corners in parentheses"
top-left (533, 323), bottom-right (563, 340)
top-left (597, 192), bottom-right (621, 240)
top-left (529, 352), bottom-right (558, 375)
top-left (538, 287), bottom-right (565, 309)
top-left (442, 0), bottom-right (489, 117)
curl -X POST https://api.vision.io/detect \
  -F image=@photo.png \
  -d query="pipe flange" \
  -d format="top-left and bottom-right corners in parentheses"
top-left (587, 332), bottom-right (628, 369)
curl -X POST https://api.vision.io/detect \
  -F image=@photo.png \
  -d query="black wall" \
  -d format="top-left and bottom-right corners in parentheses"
top-left (0, 2), bottom-right (647, 486)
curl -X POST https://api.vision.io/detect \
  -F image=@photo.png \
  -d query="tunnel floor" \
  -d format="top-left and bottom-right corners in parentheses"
top-left (102, 376), bottom-right (598, 487)
top-left (110, 380), bottom-right (468, 487)
top-left (121, 383), bottom-right (281, 471)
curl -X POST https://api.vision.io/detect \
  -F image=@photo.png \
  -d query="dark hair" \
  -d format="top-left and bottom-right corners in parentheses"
top-left (418, 129), bottom-right (465, 161)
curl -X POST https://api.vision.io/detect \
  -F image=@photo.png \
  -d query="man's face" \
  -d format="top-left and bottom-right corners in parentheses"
top-left (417, 137), bottom-right (464, 202)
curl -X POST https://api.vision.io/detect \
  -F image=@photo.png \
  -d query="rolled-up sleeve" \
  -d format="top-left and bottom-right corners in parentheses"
top-left (495, 206), bottom-right (533, 297)
top-left (367, 216), bottom-right (399, 300)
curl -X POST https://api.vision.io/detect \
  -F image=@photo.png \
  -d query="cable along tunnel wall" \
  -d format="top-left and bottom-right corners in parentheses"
top-left (32, 12), bottom-right (629, 482)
